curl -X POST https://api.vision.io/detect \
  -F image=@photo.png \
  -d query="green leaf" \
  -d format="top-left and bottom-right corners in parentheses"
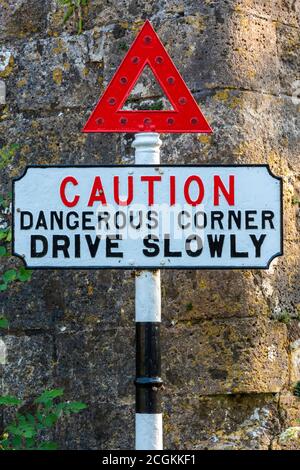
top-left (0, 246), bottom-right (7, 256)
top-left (3, 269), bottom-right (17, 283)
top-left (17, 267), bottom-right (32, 282)
top-left (34, 388), bottom-right (64, 404)
top-left (36, 411), bottom-right (44, 423)
top-left (0, 230), bottom-right (7, 240)
top-left (44, 413), bottom-right (58, 427)
top-left (25, 413), bottom-right (36, 426)
top-left (0, 195), bottom-right (4, 206)
top-left (63, 5), bottom-right (75, 23)
top-left (64, 401), bottom-right (87, 414)
top-left (7, 421), bottom-right (35, 438)
top-left (78, 18), bottom-right (83, 34)
top-left (5, 229), bottom-right (12, 242)
top-left (25, 437), bottom-right (35, 450)
top-left (0, 317), bottom-right (9, 329)
top-left (0, 283), bottom-right (7, 292)
top-left (0, 438), bottom-right (10, 450)
top-left (12, 435), bottom-right (22, 449)
top-left (0, 396), bottom-right (22, 406)
top-left (38, 441), bottom-right (58, 450)
top-left (5, 424), bottom-right (19, 435)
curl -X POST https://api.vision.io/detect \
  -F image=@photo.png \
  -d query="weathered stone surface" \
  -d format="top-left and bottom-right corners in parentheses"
top-left (2, 35), bottom-right (100, 113)
top-left (54, 327), bottom-right (135, 403)
top-left (55, 403), bottom-right (134, 450)
top-left (163, 394), bottom-right (281, 450)
top-left (162, 319), bottom-right (288, 395)
top-left (0, 0), bottom-right (299, 451)
top-left (2, 269), bottom-right (135, 330)
top-left (0, 0), bottom-right (51, 41)
top-left (0, 334), bottom-right (54, 397)
top-left (162, 270), bottom-right (270, 321)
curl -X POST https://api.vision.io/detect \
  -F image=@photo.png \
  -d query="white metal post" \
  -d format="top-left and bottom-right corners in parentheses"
top-left (133, 133), bottom-right (163, 450)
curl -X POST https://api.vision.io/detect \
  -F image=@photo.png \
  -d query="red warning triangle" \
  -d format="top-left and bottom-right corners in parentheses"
top-left (82, 20), bottom-right (212, 134)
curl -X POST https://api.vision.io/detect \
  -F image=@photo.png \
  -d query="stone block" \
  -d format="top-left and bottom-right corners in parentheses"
top-left (163, 393), bottom-right (280, 450)
top-left (162, 318), bottom-right (288, 395)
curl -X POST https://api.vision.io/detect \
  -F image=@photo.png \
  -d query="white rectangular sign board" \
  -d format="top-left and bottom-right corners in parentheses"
top-left (13, 165), bottom-right (282, 269)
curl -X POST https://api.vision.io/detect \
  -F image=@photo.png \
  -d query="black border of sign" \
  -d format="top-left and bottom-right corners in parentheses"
top-left (12, 164), bottom-right (283, 270)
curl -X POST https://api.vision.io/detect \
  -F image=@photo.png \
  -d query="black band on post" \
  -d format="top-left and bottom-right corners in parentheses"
top-left (135, 322), bottom-right (163, 414)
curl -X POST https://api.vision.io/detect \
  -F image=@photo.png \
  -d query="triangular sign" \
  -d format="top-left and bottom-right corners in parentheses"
top-left (82, 20), bottom-right (212, 134)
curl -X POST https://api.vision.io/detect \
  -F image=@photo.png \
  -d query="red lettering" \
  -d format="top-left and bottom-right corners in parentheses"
top-left (214, 175), bottom-right (235, 205)
top-left (170, 176), bottom-right (176, 206)
top-left (114, 176), bottom-right (133, 206)
top-left (141, 176), bottom-right (161, 206)
top-left (184, 175), bottom-right (204, 206)
top-left (60, 176), bottom-right (80, 207)
top-left (88, 176), bottom-right (107, 206)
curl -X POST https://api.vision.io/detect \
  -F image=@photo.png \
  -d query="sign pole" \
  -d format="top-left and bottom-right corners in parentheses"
top-left (133, 132), bottom-right (163, 450)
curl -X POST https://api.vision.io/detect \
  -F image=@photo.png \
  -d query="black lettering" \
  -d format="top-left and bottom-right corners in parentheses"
top-left (66, 211), bottom-right (79, 230)
top-left (194, 211), bottom-right (207, 229)
top-left (178, 211), bottom-right (190, 229)
top-left (115, 211), bottom-right (126, 230)
top-left (31, 235), bottom-right (48, 257)
top-left (86, 235), bottom-right (101, 258)
top-left (35, 211), bottom-right (47, 230)
top-left (164, 235), bottom-right (182, 257)
top-left (186, 235), bottom-right (203, 257)
top-left (143, 235), bottom-right (160, 257)
top-left (146, 210), bottom-right (158, 229)
top-left (82, 211), bottom-right (94, 230)
top-left (20, 211), bottom-right (33, 230)
top-left (250, 234), bottom-right (266, 257)
top-left (98, 212), bottom-right (110, 230)
top-left (53, 235), bottom-right (70, 258)
top-left (130, 211), bottom-right (142, 230)
top-left (106, 235), bottom-right (123, 257)
top-left (230, 235), bottom-right (248, 258)
top-left (75, 234), bottom-right (81, 258)
top-left (228, 211), bottom-right (241, 230)
top-left (50, 211), bottom-right (63, 230)
top-left (211, 211), bottom-right (224, 230)
top-left (207, 234), bottom-right (225, 257)
top-left (262, 211), bottom-right (275, 229)
top-left (245, 211), bottom-right (258, 229)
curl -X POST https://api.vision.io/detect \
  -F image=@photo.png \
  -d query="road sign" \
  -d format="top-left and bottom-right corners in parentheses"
top-left (82, 20), bottom-right (211, 134)
top-left (13, 165), bottom-right (282, 269)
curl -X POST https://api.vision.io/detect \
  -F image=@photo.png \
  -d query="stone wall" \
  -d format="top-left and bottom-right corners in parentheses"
top-left (0, 0), bottom-right (299, 450)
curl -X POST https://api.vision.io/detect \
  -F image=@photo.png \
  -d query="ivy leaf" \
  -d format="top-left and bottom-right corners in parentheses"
top-left (64, 401), bottom-right (87, 414)
top-left (17, 267), bottom-right (32, 282)
top-left (63, 5), bottom-right (75, 23)
top-left (0, 438), bottom-right (10, 450)
top-left (34, 388), bottom-right (64, 404)
top-left (38, 441), bottom-right (58, 450)
top-left (0, 282), bottom-right (7, 292)
top-left (0, 396), bottom-right (21, 406)
top-left (44, 413), bottom-right (58, 427)
top-left (5, 229), bottom-right (12, 242)
top-left (25, 413), bottom-right (36, 426)
top-left (0, 283), bottom-right (7, 292)
top-left (25, 437), bottom-right (35, 450)
top-left (3, 269), bottom-right (17, 283)
top-left (0, 246), bottom-right (7, 256)
top-left (0, 317), bottom-right (9, 329)
top-left (0, 230), bottom-right (7, 240)
top-left (12, 435), bottom-right (22, 449)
